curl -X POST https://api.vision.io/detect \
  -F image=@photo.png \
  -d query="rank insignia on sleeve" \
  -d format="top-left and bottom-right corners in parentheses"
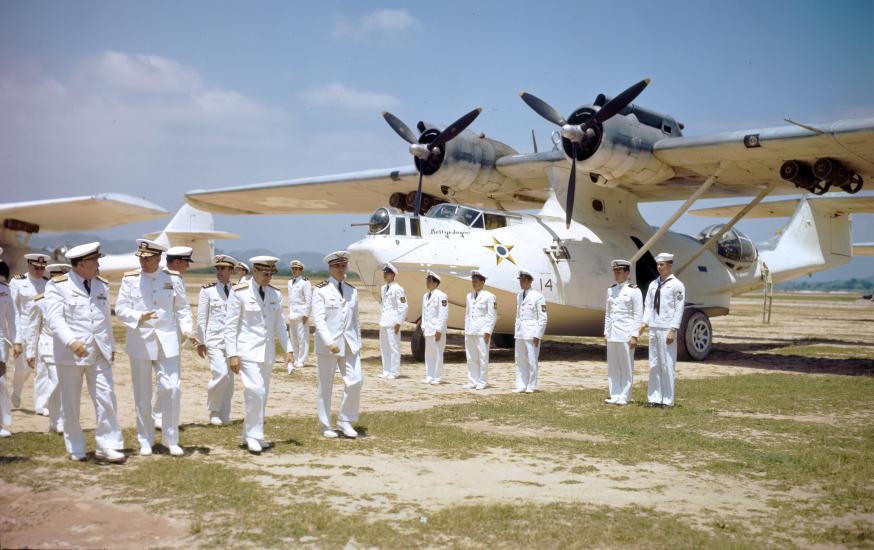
top-left (441, 299), bottom-right (447, 307)
top-left (400, 296), bottom-right (406, 303)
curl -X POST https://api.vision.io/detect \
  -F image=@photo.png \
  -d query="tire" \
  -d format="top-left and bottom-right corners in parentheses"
top-left (490, 333), bottom-right (515, 349)
top-left (411, 323), bottom-right (425, 362)
top-left (678, 308), bottom-right (712, 361)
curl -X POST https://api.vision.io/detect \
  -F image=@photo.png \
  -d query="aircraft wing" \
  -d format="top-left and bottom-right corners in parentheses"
top-left (853, 243), bottom-right (874, 256)
top-left (186, 166), bottom-right (420, 215)
top-left (689, 194), bottom-right (874, 218)
top-left (0, 193), bottom-right (169, 232)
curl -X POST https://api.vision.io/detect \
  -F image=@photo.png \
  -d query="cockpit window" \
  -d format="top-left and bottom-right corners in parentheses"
top-left (698, 224), bottom-right (758, 266)
top-left (456, 206), bottom-right (480, 226)
top-left (427, 204), bottom-right (458, 219)
top-left (484, 213), bottom-right (507, 229)
top-left (424, 203), bottom-right (510, 229)
top-left (368, 208), bottom-right (390, 235)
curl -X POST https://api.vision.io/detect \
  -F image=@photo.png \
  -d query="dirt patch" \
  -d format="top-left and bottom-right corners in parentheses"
top-left (0, 479), bottom-right (192, 549)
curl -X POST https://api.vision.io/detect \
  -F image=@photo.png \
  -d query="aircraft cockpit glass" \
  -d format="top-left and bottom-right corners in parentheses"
top-left (424, 203), bottom-right (507, 230)
top-left (698, 224), bottom-right (758, 269)
top-left (368, 208), bottom-right (391, 235)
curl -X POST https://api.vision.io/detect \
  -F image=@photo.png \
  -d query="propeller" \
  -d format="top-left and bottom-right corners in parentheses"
top-left (382, 107), bottom-right (483, 216)
top-left (520, 78), bottom-right (651, 228)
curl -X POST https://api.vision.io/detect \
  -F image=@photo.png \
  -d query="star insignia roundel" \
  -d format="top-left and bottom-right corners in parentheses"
top-left (484, 236), bottom-right (516, 265)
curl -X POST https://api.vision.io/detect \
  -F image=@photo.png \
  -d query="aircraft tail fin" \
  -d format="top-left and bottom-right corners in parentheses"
top-left (145, 204), bottom-right (239, 267)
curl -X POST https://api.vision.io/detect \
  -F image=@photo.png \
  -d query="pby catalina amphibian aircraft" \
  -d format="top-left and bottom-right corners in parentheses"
top-left (186, 79), bottom-right (874, 360)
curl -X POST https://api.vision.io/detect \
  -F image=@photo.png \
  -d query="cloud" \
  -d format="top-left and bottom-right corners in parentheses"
top-left (300, 82), bottom-right (401, 112)
top-left (333, 8), bottom-right (421, 41)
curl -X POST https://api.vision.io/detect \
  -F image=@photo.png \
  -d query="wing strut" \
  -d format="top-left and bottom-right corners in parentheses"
top-left (674, 182), bottom-right (777, 276)
top-left (630, 164), bottom-right (726, 267)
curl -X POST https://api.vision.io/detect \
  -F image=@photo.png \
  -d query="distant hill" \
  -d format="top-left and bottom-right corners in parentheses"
top-left (777, 275), bottom-right (874, 292)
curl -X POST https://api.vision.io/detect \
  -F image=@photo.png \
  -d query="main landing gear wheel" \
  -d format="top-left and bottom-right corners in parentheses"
top-left (411, 323), bottom-right (425, 362)
top-left (678, 308), bottom-right (712, 361)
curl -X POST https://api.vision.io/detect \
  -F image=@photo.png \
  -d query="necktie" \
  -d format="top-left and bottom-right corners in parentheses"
top-left (83, 279), bottom-right (91, 295)
top-left (654, 278), bottom-right (666, 314)
top-left (258, 286), bottom-right (265, 300)
top-left (474, 291), bottom-right (478, 300)
top-left (523, 289), bottom-right (527, 301)
top-left (222, 284), bottom-right (229, 298)
top-left (338, 282), bottom-right (344, 298)
top-left (427, 291), bottom-right (432, 300)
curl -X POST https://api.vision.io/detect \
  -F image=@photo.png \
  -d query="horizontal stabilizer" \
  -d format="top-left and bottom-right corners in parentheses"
top-left (691, 195), bottom-right (874, 218)
top-left (854, 243), bottom-right (874, 256)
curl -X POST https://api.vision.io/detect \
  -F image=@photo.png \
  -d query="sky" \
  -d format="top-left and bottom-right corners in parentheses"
top-left (1, 0), bottom-right (873, 280)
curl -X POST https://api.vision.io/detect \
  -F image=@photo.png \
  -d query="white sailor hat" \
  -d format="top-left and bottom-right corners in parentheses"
top-left (290, 259), bottom-right (305, 269)
top-left (323, 250), bottom-right (350, 265)
top-left (236, 261), bottom-right (250, 273)
top-left (517, 269), bottom-right (534, 279)
top-left (383, 262), bottom-right (398, 275)
top-left (611, 259), bottom-right (631, 269)
top-left (24, 253), bottom-right (50, 266)
top-left (250, 256), bottom-right (280, 273)
top-left (46, 263), bottom-right (71, 275)
top-left (166, 246), bottom-right (194, 262)
top-left (135, 239), bottom-right (166, 258)
top-left (425, 270), bottom-right (441, 282)
top-left (65, 242), bottom-right (105, 261)
top-left (213, 254), bottom-right (237, 268)
top-left (470, 269), bottom-right (487, 281)
top-left (654, 252), bottom-right (674, 263)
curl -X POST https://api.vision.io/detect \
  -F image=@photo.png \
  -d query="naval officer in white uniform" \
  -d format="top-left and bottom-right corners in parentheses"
top-left (224, 256), bottom-right (291, 453)
top-left (286, 259), bottom-right (312, 373)
top-left (464, 270), bottom-right (497, 390)
top-left (311, 251), bottom-right (362, 439)
top-left (9, 253), bottom-right (49, 411)
top-left (421, 271), bottom-right (448, 385)
top-left (115, 239), bottom-right (194, 457)
top-left (378, 263), bottom-right (408, 380)
top-left (513, 269), bottom-right (548, 393)
top-left (643, 252), bottom-right (685, 407)
top-left (0, 272), bottom-right (15, 438)
top-left (44, 242), bottom-right (124, 462)
top-left (196, 254), bottom-right (238, 426)
top-left (603, 259), bottom-right (643, 405)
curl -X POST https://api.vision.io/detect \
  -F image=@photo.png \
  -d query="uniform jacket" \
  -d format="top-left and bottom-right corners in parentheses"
top-left (643, 275), bottom-right (685, 330)
top-left (421, 288), bottom-right (449, 336)
top-left (115, 268), bottom-right (193, 360)
top-left (464, 289), bottom-right (497, 336)
top-left (198, 281), bottom-right (233, 350)
top-left (287, 277), bottom-right (313, 321)
top-left (10, 273), bottom-right (47, 344)
top-left (604, 281), bottom-right (644, 342)
top-left (0, 282), bottom-right (14, 363)
top-left (25, 294), bottom-right (55, 360)
top-left (223, 281), bottom-right (288, 364)
top-left (311, 277), bottom-right (360, 356)
top-left (515, 289), bottom-right (548, 340)
top-left (379, 282), bottom-right (408, 328)
top-left (44, 272), bottom-right (113, 365)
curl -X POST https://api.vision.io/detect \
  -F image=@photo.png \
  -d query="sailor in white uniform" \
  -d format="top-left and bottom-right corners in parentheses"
top-left (44, 243), bottom-right (125, 462)
top-left (224, 256), bottom-right (291, 453)
top-left (115, 239), bottom-right (195, 457)
top-left (643, 252), bottom-right (685, 407)
top-left (311, 251), bottom-right (362, 439)
top-left (513, 269), bottom-right (548, 393)
top-left (378, 263), bottom-right (408, 380)
top-left (603, 259), bottom-right (643, 405)
top-left (464, 270), bottom-right (497, 390)
top-left (9, 253), bottom-right (49, 411)
top-left (196, 254), bottom-right (237, 426)
top-left (24, 263), bottom-right (71, 432)
top-left (421, 271), bottom-right (448, 385)
top-left (286, 259), bottom-right (312, 373)
top-left (0, 272), bottom-right (15, 437)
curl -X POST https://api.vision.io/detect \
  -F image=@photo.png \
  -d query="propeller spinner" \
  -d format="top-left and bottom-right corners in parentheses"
top-left (382, 107), bottom-right (483, 216)
top-left (520, 78), bottom-right (651, 228)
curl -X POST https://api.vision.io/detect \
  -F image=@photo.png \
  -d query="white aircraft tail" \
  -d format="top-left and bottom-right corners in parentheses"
top-left (145, 204), bottom-right (238, 268)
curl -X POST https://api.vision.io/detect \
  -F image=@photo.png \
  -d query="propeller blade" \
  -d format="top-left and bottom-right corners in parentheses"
top-left (566, 143), bottom-right (577, 229)
top-left (519, 92), bottom-right (566, 126)
top-left (430, 107), bottom-right (483, 149)
top-left (413, 169), bottom-right (424, 217)
top-left (382, 111), bottom-right (418, 144)
top-left (590, 78), bottom-right (651, 125)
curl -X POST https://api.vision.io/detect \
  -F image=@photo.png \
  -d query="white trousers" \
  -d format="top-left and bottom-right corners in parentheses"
top-left (57, 357), bottom-right (124, 455)
top-left (38, 354), bottom-right (63, 430)
top-left (288, 318), bottom-right (309, 367)
top-left (464, 335), bottom-right (489, 385)
top-left (648, 329), bottom-right (676, 406)
top-left (34, 356), bottom-right (54, 412)
top-left (0, 373), bottom-right (10, 428)
top-left (11, 353), bottom-right (30, 405)
top-left (316, 349), bottom-right (363, 430)
top-left (239, 359), bottom-right (272, 440)
top-left (514, 338), bottom-right (540, 391)
top-left (607, 341), bottom-right (634, 402)
top-left (379, 327), bottom-right (401, 376)
top-left (207, 346), bottom-right (234, 423)
top-left (131, 351), bottom-right (181, 448)
top-left (424, 334), bottom-right (446, 381)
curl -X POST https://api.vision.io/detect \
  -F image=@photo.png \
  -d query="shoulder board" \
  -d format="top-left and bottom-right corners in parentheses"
top-left (52, 274), bottom-right (69, 283)
top-left (316, 281), bottom-right (329, 288)
top-left (268, 283), bottom-right (280, 291)
top-left (303, 276), bottom-right (309, 281)
top-left (629, 284), bottom-right (638, 288)
top-left (96, 275), bottom-right (109, 284)
top-left (42, 276), bottom-right (49, 281)
top-left (202, 281), bottom-right (217, 289)
top-left (123, 270), bottom-right (141, 277)
top-left (14, 273), bottom-right (26, 280)
top-left (163, 268), bottom-right (180, 276)
top-left (609, 283), bottom-right (617, 288)
top-left (33, 293), bottom-right (45, 301)
top-left (233, 282), bottom-right (249, 291)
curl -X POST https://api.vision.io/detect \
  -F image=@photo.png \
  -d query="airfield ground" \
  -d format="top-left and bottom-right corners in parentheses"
top-left (1, 275), bottom-right (872, 549)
